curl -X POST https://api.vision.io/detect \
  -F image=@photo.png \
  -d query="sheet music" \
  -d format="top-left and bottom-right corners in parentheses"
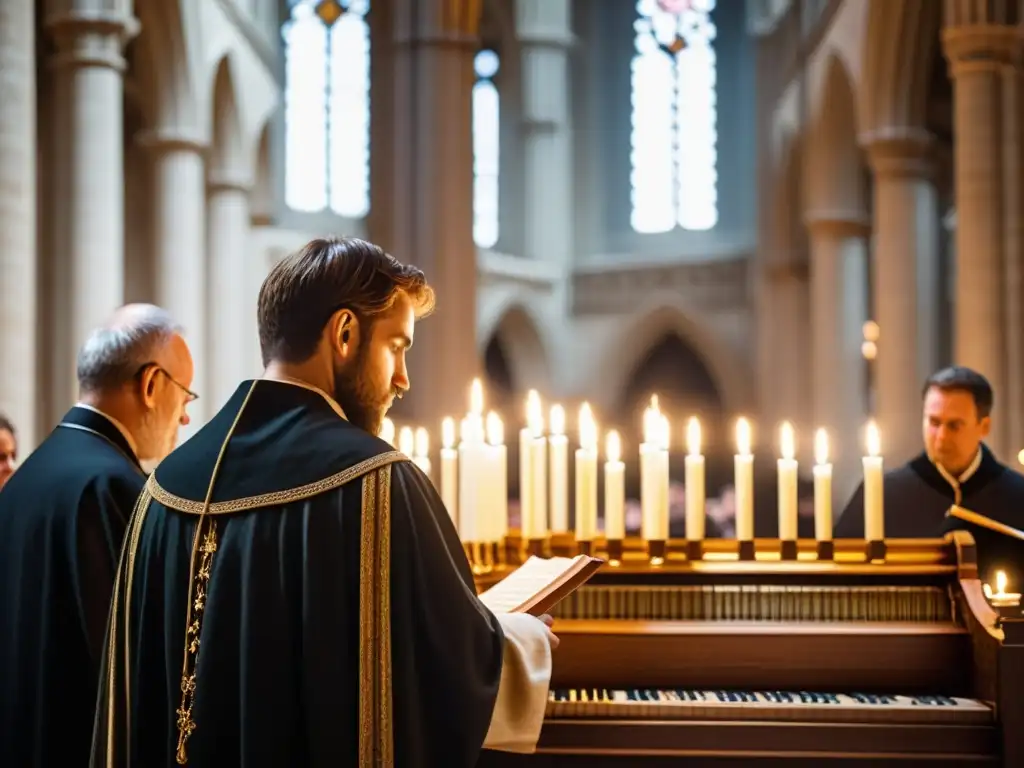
top-left (478, 555), bottom-right (583, 614)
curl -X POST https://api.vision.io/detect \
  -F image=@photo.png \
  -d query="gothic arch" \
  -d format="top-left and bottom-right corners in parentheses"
top-left (132, 0), bottom-right (202, 136)
top-left (251, 122), bottom-right (274, 224)
top-left (805, 53), bottom-right (868, 217)
top-left (209, 56), bottom-right (244, 179)
top-left (481, 304), bottom-right (551, 396)
top-left (859, 0), bottom-right (942, 138)
top-left (596, 303), bottom-right (753, 418)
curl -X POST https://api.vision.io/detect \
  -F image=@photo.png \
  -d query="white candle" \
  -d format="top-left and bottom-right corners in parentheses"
top-left (487, 412), bottom-right (508, 542)
top-left (813, 428), bottom-right (832, 541)
top-left (458, 418), bottom-right (480, 541)
top-left (380, 417), bottom-right (395, 446)
top-left (684, 417), bottom-right (705, 541)
top-left (640, 399), bottom-right (669, 541)
top-left (413, 426), bottom-right (432, 480)
top-left (440, 417), bottom-right (458, 525)
top-left (604, 430), bottom-right (625, 539)
top-left (863, 420), bottom-right (884, 541)
top-left (548, 404), bottom-right (569, 532)
top-left (520, 390), bottom-right (547, 539)
top-left (777, 421), bottom-right (798, 540)
top-left (734, 417), bottom-right (754, 541)
top-left (575, 403), bottom-right (598, 541)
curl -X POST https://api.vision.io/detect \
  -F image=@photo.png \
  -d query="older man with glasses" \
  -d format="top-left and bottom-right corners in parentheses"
top-left (0, 303), bottom-right (196, 768)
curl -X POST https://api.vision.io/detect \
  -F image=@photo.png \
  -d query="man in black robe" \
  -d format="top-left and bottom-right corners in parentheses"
top-left (91, 238), bottom-right (557, 768)
top-left (835, 366), bottom-right (1024, 580)
top-left (0, 304), bottom-right (196, 767)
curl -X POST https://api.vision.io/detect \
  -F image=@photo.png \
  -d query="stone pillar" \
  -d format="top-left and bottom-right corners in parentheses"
top-left (368, 0), bottom-right (479, 428)
top-left (517, 0), bottom-right (574, 268)
top-left (0, 0), bottom-right (38, 448)
top-left (942, 16), bottom-right (1020, 458)
top-left (863, 135), bottom-right (941, 465)
top-left (806, 215), bottom-right (870, 503)
top-left (143, 133), bottom-right (208, 431)
top-left (45, 7), bottom-right (137, 409)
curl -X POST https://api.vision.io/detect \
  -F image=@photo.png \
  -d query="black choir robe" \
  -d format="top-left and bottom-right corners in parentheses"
top-left (90, 379), bottom-right (512, 768)
top-left (0, 405), bottom-right (145, 767)
top-left (834, 445), bottom-right (1024, 580)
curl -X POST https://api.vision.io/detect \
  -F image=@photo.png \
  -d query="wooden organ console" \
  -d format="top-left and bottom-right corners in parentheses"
top-left (473, 532), bottom-right (1024, 765)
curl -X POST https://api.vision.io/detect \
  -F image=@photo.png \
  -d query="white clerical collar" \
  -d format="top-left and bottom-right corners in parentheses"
top-left (74, 403), bottom-right (139, 459)
top-left (931, 448), bottom-right (983, 505)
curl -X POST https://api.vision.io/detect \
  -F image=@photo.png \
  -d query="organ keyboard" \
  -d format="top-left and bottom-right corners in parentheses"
top-left (475, 533), bottom-right (1024, 765)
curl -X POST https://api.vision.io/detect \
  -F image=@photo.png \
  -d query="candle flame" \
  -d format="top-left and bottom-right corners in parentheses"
top-left (441, 417), bottom-right (455, 450)
top-left (736, 417), bottom-right (751, 456)
top-left (780, 421), bottom-right (795, 461)
top-left (642, 404), bottom-right (657, 444)
top-left (398, 426), bottom-right (414, 457)
top-left (414, 427), bottom-right (429, 458)
top-left (380, 417), bottom-right (395, 445)
top-left (469, 378), bottom-right (484, 415)
top-left (486, 411), bottom-right (504, 446)
top-left (659, 414), bottom-right (671, 451)
top-left (579, 402), bottom-right (597, 451)
top-left (526, 389), bottom-right (544, 437)
top-left (814, 428), bottom-right (829, 465)
top-left (550, 404), bottom-right (566, 436)
top-left (650, 394), bottom-right (660, 411)
top-left (686, 417), bottom-right (701, 457)
top-left (606, 430), bottom-right (621, 463)
top-left (866, 420), bottom-right (881, 457)
top-left (997, 570), bottom-right (1008, 596)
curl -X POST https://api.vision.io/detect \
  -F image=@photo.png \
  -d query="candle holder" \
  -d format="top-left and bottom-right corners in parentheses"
top-left (577, 539), bottom-right (594, 556)
top-left (549, 531), bottom-right (575, 557)
top-left (606, 538), bottom-right (624, 565)
top-left (866, 539), bottom-right (886, 562)
top-left (737, 539), bottom-right (755, 561)
top-left (647, 539), bottom-right (666, 566)
top-left (685, 539), bottom-right (703, 561)
top-left (993, 600), bottom-right (1022, 622)
top-left (816, 540), bottom-right (834, 561)
top-left (526, 537), bottom-right (547, 558)
top-left (465, 541), bottom-right (493, 575)
top-left (780, 539), bottom-right (798, 561)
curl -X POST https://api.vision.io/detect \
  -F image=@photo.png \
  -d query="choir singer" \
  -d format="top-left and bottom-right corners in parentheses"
top-left (90, 238), bottom-right (559, 768)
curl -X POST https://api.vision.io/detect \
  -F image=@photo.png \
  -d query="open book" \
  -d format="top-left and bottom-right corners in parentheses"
top-left (948, 505), bottom-right (1024, 541)
top-left (478, 554), bottom-right (604, 616)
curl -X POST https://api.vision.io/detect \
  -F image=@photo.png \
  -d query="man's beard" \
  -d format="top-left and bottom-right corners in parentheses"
top-left (334, 347), bottom-right (389, 435)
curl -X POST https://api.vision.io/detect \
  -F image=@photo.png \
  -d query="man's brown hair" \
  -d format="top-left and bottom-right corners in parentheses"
top-left (257, 237), bottom-right (435, 366)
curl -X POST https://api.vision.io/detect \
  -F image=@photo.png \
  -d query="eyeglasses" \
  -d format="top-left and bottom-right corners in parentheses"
top-left (136, 363), bottom-right (199, 403)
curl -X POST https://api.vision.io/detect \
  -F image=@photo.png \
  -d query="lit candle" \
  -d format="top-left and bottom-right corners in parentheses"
top-left (519, 391), bottom-right (538, 537)
top-left (734, 417), bottom-right (754, 541)
top-left (520, 390), bottom-right (547, 540)
top-left (604, 430), bottom-right (625, 540)
top-left (548, 404), bottom-right (569, 533)
top-left (575, 403), bottom-right (598, 543)
top-left (413, 426), bottom-right (432, 480)
top-left (863, 420), bottom-right (884, 542)
top-left (640, 397), bottom-right (669, 542)
top-left (398, 426), bottom-right (414, 458)
top-left (777, 421), bottom-right (798, 541)
top-left (813, 428), bottom-right (832, 541)
top-left (380, 417), bottom-right (395, 446)
top-left (486, 411), bottom-right (508, 543)
top-left (458, 417), bottom-right (480, 541)
top-left (440, 417), bottom-right (458, 525)
top-left (684, 417), bottom-right (705, 541)
top-left (984, 570), bottom-right (1022, 607)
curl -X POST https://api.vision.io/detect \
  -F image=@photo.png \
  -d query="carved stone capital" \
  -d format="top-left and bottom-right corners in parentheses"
top-left (45, 10), bottom-right (139, 72)
top-left (941, 25), bottom-right (1021, 76)
top-left (804, 213), bottom-right (872, 240)
top-left (136, 129), bottom-right (207, 157)
top-left (861, 132), bottom-right (937, 180)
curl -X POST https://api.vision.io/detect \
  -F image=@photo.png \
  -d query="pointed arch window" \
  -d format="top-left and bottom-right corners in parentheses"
top-left (473, 49), bottom-right (501, 249)
top-left (630, 0), bottom-right (718, 234)
top-left (282, 0), bottom-right (371, 218)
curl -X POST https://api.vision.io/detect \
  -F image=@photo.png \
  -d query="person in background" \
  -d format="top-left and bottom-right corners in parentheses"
top-left (835, 366), bottom-right (1024, 580)
top-left (0, 303), bottom-right (195, 768)
top-left (0, 415), bottom-right (16, 490)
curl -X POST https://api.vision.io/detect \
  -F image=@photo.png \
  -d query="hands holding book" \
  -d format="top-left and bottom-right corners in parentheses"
top-left (538, 613), bottom-right (560, 650)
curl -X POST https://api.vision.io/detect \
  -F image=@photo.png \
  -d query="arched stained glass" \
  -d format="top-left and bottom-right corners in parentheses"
top-left (630, 0), bottom-right (718, 234)
top-left (473, 50), bottom-right (500, 249)
top-left (283, 0), bottom-right (371, 218)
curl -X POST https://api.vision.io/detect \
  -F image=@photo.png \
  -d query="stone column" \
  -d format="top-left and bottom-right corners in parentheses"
top-left (45, 7), bottom-right (138, 409)
top-left (206, 173), bottom-right (252, 409)
top-left (942, 16), bottom-right (1019, 458)
top-left (517, 0), bottom-right (574, 269)
top-left (863, 135), bottom-right (941, 465)
top-left (142, 132), bottom-right (208, 431)
top-left (806, 215), bottom-right (870, 503)
top-left (0, 0), bottom-right (38, 448)
top-left (368, 0), bottom-right (479, 428)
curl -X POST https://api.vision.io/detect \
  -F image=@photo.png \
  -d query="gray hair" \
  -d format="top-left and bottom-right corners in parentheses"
top-left (76, 304), bottom-right (184, 393)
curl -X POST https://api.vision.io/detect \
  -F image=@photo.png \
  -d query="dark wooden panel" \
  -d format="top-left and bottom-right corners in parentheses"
top-left (550, 621), bottom-right (972, 695)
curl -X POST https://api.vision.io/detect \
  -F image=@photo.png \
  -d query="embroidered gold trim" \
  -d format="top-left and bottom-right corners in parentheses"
top-left (358, 465), bottom-right (394, 766)
top-left (121, 486), bottom-right (153, 760)
top-left (149, 450), bottom-right (406, 516)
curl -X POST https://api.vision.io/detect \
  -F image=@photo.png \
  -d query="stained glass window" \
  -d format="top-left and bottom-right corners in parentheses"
top-left (473, 50), bottom-right (500, 249)
top-left (630, 0), bottom-right (718, 234)
top-left (283, 0), bottom-right (371, 218)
